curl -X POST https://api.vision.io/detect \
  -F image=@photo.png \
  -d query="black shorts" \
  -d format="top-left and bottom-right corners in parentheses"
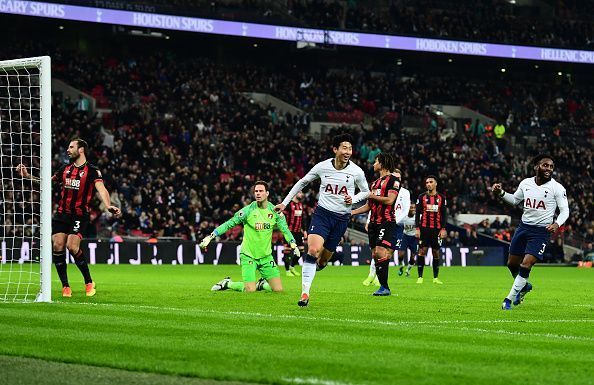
top-left (368, 222), bottom-right (396, 249)
top-left (418, 227), bottom-right (442, 249)
top-left (284, 231), bottom-right (304, 248)
top-left (52, 212), bottom-right (89, 238)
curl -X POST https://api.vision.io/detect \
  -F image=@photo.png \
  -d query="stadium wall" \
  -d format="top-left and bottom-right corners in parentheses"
top-left (1, 239), bottom-right (506, 266)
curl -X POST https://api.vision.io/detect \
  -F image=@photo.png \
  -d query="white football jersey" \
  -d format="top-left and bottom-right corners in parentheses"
top-left (282, 159), bottom-right (369, 215)
top-left (394, 186), bottom-right (411, 224)
top-left (401, 214), bottom-right (416, 236)
top-left (502, 177), bottom-right (569, 226)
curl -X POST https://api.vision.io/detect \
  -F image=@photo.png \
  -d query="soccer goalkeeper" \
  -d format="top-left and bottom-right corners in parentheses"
top-left (199, 181), bottom-right (300, 292)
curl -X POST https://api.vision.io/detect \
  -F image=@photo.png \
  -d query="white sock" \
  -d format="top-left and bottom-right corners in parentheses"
top-left (506, 275), bottom-right (527, 301)
top-left (301, 261), bottom-right (317, 296)
top-left (368, 259), bottom-right (376, 277)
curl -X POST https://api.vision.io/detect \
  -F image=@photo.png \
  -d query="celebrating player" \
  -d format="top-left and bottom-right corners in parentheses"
top-left (16, 138), bottom-right (121, 297)
top-left (415, 175), bottom-right (447, 284)
top-left (352, 153), bottom-right (400, 296)
top-left (492, 154), bottom-right (569, 310)
top-left (275, 133), bottom-right (369, 307)
top-left (202, 181), bottom-right (300, 293)
top-left (283, 192), bottom-right (306, 277)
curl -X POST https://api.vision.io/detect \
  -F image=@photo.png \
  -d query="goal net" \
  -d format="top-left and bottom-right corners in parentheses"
top-left (0, 56), bottom-right (52, 302)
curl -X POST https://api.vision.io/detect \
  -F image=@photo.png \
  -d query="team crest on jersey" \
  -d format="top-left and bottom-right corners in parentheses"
top-left (80, 171), bottom-right (85, 177)
top-left (238, 211), bottom-right (244, 217)
top-left (268, 213), bottom-right (274, 219)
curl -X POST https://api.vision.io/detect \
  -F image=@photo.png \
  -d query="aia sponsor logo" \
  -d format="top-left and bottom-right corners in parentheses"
top-left (525, 198), bottom-right (546, 210)
top-left (324, 184), bottom-right (348, 195)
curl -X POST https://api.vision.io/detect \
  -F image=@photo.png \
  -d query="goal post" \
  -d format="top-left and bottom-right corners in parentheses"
top-left (0, 56), bottom-right (52, 303)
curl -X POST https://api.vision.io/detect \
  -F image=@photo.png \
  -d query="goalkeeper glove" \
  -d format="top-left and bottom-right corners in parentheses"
top-left (199, 232), bottom-right (216, 249)
top-left (290, 241), bottom-right (301, 258)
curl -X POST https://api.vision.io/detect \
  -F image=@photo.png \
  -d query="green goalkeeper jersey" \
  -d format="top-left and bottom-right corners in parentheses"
top-left (214, 201), bottom-right (295, 259)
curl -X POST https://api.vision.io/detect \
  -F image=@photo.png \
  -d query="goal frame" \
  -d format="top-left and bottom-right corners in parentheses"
top-left (0, 56), bottom-right (52, 302)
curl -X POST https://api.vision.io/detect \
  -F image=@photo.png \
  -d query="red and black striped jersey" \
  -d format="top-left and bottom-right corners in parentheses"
top-left (415, 192), bottom-right (447, 229)
top-left (52, 162), bottom-right (103, 217)
top-left (284, 201), bottom-right (305, 232)
top-left (369, 175), bottom-right (400, 224)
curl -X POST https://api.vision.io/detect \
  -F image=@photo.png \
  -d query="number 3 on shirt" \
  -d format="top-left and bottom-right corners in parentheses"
top-left (538, 243), bottom-right (546, 255)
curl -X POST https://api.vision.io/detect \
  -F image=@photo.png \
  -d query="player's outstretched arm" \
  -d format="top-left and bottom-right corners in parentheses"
top-left (352, 203), bottom-right (370, 216)
top-left (276, 164), bottom-right (321, 212)
top-left (200, 207), bottom-right (249, 250)
top-left (95, 181), bottom-right (121, 216)
top-left (492, 182), bottom-right (523, 206)
top-left (215, 206), bottom-right (250, 238)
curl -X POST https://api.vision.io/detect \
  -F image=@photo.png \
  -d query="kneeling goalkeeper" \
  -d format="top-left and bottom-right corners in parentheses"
top-left (199, 181), bottom-right (300, 292)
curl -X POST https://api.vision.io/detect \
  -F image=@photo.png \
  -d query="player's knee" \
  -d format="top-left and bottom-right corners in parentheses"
top-left (245, 286), bottom-right (256, 293)
top-left (52, 243), bottom-right (65, 253)
top-left (307, 246), bottom-right (322, 257)
top-left (67, 245), bottom-right (80, 257)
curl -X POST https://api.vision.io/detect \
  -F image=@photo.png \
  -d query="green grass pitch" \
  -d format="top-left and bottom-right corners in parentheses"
top-left (1, 265), bottom-right (593, 385)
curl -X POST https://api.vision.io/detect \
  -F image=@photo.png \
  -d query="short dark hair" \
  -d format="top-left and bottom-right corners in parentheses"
top-left (393, 168), bottom-right (402, 176)
top-left (332, 133), bottom-right (354, 149)
top-left (376, 153), bottom-right (397, 173)
top-left (253, 180), bottom-right (269, 191)
top-left (426, 175), bottom-right (438, 183)
top-left (71, 138), bottom-right (88, 155)
top-left (532, 154), bottom-right (554, 166)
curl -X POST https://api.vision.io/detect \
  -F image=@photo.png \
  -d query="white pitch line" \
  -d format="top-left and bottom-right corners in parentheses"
top-left (53, 300), bottom-right (594, 333)
top-left (433, 325), bottom-right (594, 342)
top-left (283, 377), bottom-right (363, 385)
